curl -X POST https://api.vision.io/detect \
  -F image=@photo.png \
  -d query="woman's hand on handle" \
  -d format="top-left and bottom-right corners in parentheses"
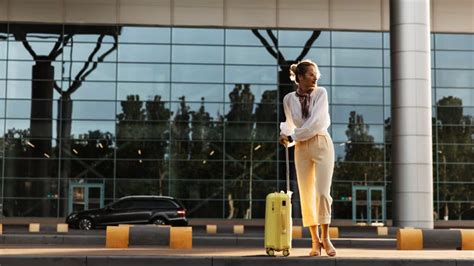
top-left (279, 134), bottom-right (289, 146)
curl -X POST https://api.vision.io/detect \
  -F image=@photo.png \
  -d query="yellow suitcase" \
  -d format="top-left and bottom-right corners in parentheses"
top-left (264, 144), bottom-right (293, 256)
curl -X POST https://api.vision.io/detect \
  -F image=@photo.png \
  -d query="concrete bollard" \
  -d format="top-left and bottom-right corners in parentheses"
top-left (329, 227), bottom-right (339, 239)
top-left (129, 225), bottom-right (170, 246)
top-left (170, 227), bottom-right (192, 249)
top-left (57, 223), bottom-right (69, 233)
top-left (233, 225), bottom-right (244, 235)
top-left (397, 229), bottom-right (423, 250)
top-left (106, 226), bottom-right (130, 248)
top-left (206, 225), bottom-right (217, 234)
top-left (461, 229), bottom-right (474, 250)
top-left (292, 226), bottom-right (302, 239)
top-left (29, 223), bottom-right (40, 233)
top-left (377, 226), bottom-right (388, 236)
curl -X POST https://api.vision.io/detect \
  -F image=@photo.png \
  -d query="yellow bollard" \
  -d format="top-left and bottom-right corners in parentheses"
top-left (29, 223), bottom-right (40, 233)
top-left (329, 227), bottom-right (339, 239)
top-left (0, 224), bottom-right (3, 235)
top-left (106, 226), bottom-right (130, 248)
top-left (397, 229), bottom-right (423, 250)
top-left (233, 225), bottom-right (244, 235)
top-left (57, 224), bottom-right (69, 233)
top-left (292, 226), bottom-right (302, 239)
top-left (170, 227), bottom-right (192, 249)
top-left (206, 225), bottom-right (217, 234)
top-left (377, 227), bottom-right (388, 236)
top-left (461, 229), bottom-right (474, 250)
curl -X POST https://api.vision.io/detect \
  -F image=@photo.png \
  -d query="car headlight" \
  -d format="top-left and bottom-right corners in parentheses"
top-left (66, 213), bottom-right (78, 220)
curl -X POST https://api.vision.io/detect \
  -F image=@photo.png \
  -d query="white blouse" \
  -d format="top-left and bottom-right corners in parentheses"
top-left (280, 87), bottom-right (330, 142)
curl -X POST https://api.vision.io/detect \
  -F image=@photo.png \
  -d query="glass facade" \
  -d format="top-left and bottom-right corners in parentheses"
top-left (0, 23), bottom-right (472, 220)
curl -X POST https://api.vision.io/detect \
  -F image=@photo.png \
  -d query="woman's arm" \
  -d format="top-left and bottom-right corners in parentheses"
top-left (279, 94), bottom-right (296, 137)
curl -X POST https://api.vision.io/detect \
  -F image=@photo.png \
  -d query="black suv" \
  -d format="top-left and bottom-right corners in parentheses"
top-left (66, 196), bottom-right (188, 230)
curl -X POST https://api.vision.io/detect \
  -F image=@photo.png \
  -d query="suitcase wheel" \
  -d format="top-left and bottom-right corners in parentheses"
top-left (266, 248), bottom-right (275, 256)
top-left (282, 249), bottom-right (290, 257)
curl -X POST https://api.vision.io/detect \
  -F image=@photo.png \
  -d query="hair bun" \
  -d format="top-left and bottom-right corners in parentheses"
top-left (289, 64), bottom-right (298, 82)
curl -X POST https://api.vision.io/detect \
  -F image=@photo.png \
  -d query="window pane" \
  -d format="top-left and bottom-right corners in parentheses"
top-left (119, 26), bottom-right (170, 44)
top-left (8, 60), bottom-right (62, 80)
top-left (118, 63), bottom-right (170, 82)
top-left (332, 67), bottom-right (383, 86)
top-left (332, 86), bottom-right (383, 105)
top-left (64, 81), bottom-right (116, 101)
top-left (64, 61), bottom-right (116, 81)
top-left (279, 47), bottom-right (330, 66)
top-left (6, 99), bottom-right (57, 119)
top-left (436, 51), bottom-right (474, 69)
top-left (63, 42), bottom-right (116, 62)
top-left (332, 49), bottom-right (382, 67)
top-left (172, 45), bottom-right (223, 64)
top-left (172, 64), bottom-right (223, 83)
top-left (226, 29), bottom-right (277, 46)
top-left (70, 120), bottom-right (115, 138)
top-left (436, 69), bottom-right (474, 88)
top-left (332, 31), bottom-right (382, 48)
top-left (70, 100), bottom-right (115, 120)
top-left (332, 124), bottom-right (384, 143)
top-left (225, 65), bottom-right (277, 84)
top-left (224, 84), bottom-right (277, 104)
top-left (332, 105), bottom-right (384, 124)
top-left (225, 46), bottom-right (276, 65)
top-left (118, 44), bottom-right (170, 63)
top-left (435, 34), bottom-right (474, 50)
top-left (172, 28), bottom-right (223, 45)
top-left (278, 30), bottom-right (330, 47)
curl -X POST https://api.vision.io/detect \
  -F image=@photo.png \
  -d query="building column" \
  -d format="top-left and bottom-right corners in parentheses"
top-left (390, 0), bottom-right (434, 229)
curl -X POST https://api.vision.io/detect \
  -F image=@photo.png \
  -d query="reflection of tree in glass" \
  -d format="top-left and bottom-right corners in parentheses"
top-left (334, 111), bottom-right (384, 198)
top-left (436, 96), bottom-right (473, 220)
top-left (116, 95), bottom-right (171, 197)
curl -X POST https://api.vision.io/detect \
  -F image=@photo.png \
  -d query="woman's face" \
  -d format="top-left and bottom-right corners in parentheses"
top-left (298, 65), bottom-right (317, 90)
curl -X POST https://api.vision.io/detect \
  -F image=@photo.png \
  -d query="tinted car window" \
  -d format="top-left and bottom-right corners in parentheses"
top-left (156, 200), bottom-right (177, 209)
top-left (112, 199), bottom-right (133, 209)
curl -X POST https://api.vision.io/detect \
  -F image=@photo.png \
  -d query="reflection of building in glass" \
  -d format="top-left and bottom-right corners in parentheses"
top-left (0, 1), bottom-right (472, 224)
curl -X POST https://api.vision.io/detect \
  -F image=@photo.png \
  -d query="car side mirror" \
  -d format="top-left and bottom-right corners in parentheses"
top-left (105, 206), bottom-right (113, 211)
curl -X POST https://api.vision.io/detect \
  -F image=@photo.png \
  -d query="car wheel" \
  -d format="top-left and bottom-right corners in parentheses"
top-left (152, 217), bottom-right (166, 225)
top-left (78, 217), bottom-right (94, 230)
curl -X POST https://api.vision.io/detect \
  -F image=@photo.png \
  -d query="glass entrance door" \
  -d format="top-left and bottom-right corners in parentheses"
top-left (352, 185), bottom-right (386, 225)
top-left (68, 183), bottom-right (104, 214)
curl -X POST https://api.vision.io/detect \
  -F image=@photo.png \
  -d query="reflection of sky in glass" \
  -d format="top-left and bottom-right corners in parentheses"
top-left (118, 63), bottom-right (169, 82)
top-left (172, 64), bottom-right (223, 83)
top-left (436, 69), bottom-right (474, 88)
top-left (279, 47), bottom-right (330, 66)
top-left (67, 81), bottom-right (116, 101)
top-left (332, 31), bottom-right (382, 48)
top-left (172, 83), bottom-right (223, 102)
top-left (332, 67), bottom-right (383, 86)
top-left (119, 27), bottom-right (170, 44)
top-left (279, 30), bottom-right (330, 47)
top-left (6, 99), bottom-right (58, 119)
top-left (71, 101), bottom-right (116, 120)
top-left (0, 100), bottom-right (4, 116)
top-left (118, 82), bottom-right (169, 101)
top-left (71, 120), bottom-right (115, 138)
top-left (172, 45), bottom-right (223, 64)
top-left (0, 41), bottom-right (6, 59)
top-left (225, 65), bottom-right (277, 84)
top-left (173, 28), bottom-right (223, 45)
top-left (226, 29), bottom-right (276, 46)
top-left (6, 80), bottom-right (31, 99)
top-left (436, 51), bottom-right (474, 69)
top-left (119, 44), bottom-right (170, 63)
top-left (225, 46), bottom-right (276, 65)
top-left (0, 61), bottom-right (5, 79)
top-left (66, 62), bottom-right (116, 81)
top-left (332, 49), bottom-right (382, 67)
top-left (435, 34), bottom-right (474, 50)
top-left (333, 86), bottom-right (383, 105)
top-left (5, 119), bottom-right (58, 139)
top-left (0, 80), bottom-right (5, 98)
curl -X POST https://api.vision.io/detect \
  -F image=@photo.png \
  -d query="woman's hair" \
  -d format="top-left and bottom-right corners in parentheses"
top-left (289, 59), bottom-right (321, 84)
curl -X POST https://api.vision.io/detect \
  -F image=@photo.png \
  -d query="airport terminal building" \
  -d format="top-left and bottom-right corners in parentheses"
top-left (0, 0), bottom-right (472, 225)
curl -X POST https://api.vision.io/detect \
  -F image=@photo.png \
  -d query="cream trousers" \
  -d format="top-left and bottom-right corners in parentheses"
top-left (294, 133), bottom-right (334, 227)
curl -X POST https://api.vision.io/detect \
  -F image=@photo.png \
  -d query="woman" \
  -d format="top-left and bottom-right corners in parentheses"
top-left (279, 59), bottom-right (336, 257)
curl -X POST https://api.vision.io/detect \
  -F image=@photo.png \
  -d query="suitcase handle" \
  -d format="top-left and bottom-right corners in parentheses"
top-left (284, 143), bottom-right (294, 193)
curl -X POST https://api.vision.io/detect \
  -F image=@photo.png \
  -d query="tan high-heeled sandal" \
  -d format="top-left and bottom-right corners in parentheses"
top-left (309, 241), bottom-right (322, 256)
top-left (321, 238), bottom-right (336, 257)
